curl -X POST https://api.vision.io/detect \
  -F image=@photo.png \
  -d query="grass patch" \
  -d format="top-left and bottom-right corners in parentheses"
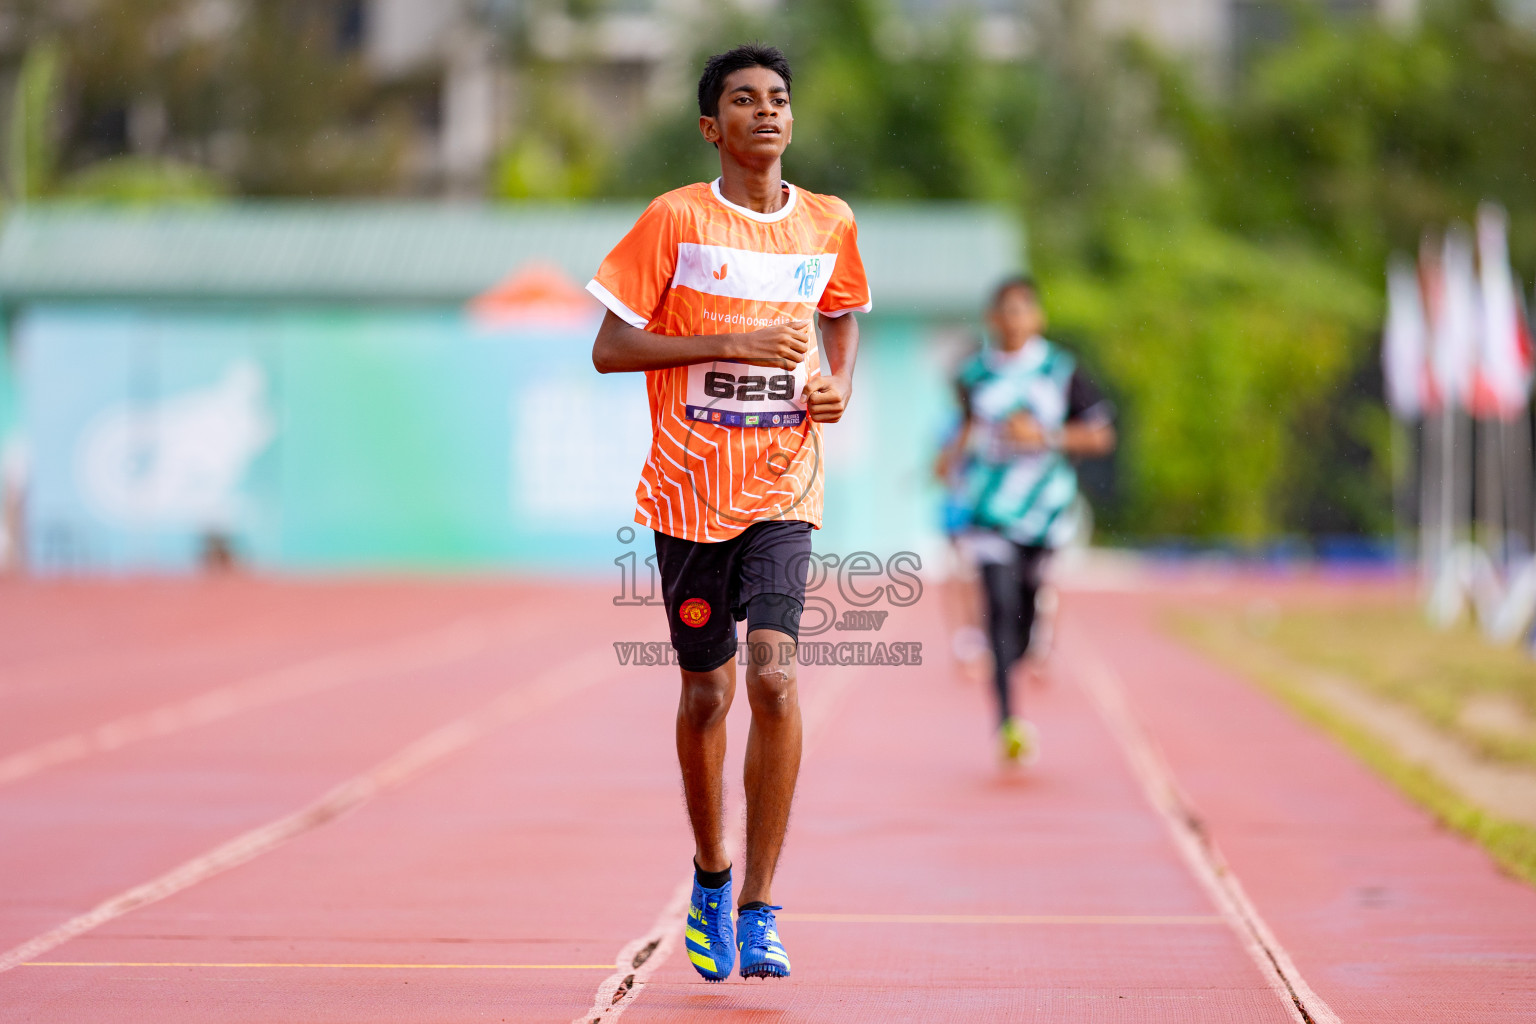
top-left (1171, 599), bottom-right (1536, 889)
top-left (1223, 597), bottom-right (1535, 767)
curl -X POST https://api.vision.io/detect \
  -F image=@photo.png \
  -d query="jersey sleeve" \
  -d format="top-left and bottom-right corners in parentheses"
top-left (953, 349), bottom-right (986, 419)
top-left (587, 198), bottom-right (680, 329)
top-left (818, 213), bottom-right (872, 317)
top-left (1066, 368), bottom-right (1113, 424)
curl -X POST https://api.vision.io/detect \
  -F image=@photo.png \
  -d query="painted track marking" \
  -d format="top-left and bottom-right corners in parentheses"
top-left (1065, 641), bottom-right (1342, 1024)
top-left (0, 605), bottom-right (542, 788)
top-left (0, 648), bottom-right (617, 975)
top-left (22, 962), bottom-right (612, 970)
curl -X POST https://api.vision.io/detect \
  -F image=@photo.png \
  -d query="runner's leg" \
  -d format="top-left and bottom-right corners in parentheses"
top-left (677, 660), bottom-right (737, 874)
top-left (655, 529), bottom-right (741, 877)
top-left (981, 557), bottom-right (1024, 725)
top-left (1014, 544), bottom-right (1045, 663)
top-left (739, 626), bottom-right (800, 907)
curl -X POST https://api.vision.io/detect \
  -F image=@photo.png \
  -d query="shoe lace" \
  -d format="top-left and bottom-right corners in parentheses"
top-left (739, 905), bottom-right (783, 948)
top-left (697, 893), bottom-right (725, 941)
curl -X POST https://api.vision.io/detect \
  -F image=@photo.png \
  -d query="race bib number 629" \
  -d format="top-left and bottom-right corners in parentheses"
top-left (684, 359), bottom-right (809, 428)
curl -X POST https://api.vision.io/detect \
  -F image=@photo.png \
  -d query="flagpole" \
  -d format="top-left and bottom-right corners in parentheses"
top-left (1420, 411), bottom-right (1440, 597)
top-left (1460, 404), bottom-right (1474, 604)
top-left (1384, 254), bottom-right (1431, 586)
top-left (1501, 412), bottom-right (1530, 562)
top-left (1433, 400), bottom-right (1459, 626)
top-left (1478, 412), bottom-right (1502, 564)
top-left (1389, 416), bottom-right (1414, 567)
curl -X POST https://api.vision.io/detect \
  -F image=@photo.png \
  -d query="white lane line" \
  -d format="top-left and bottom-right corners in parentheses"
top-left (579, 877), bottom-right (693, 1021)
top-left (0, 648), bottom-right (618, 975)
top-left (574, 665), bottom-right (866, 1024)
top-left (0, 605), bottom-right (545, 788)
top-left (1066, 641), bottom-right (1342, 1024)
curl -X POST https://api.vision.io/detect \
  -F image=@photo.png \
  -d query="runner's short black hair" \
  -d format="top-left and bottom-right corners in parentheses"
top-left (698, 44), bottom-right (793, 118)
top-left (991, 275), bottom-right (1040, 308)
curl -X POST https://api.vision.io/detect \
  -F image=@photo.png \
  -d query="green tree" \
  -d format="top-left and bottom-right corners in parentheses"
top-left (1, 0), bottom-right (408, 199)
top-left (1181, 0), bottom-right (1536, 278)
top-left (2, 34), bottom-right (224, 204)
top-left (1045, 199), bottom-right (1377, 540)
top-left (609, 0), bottom-right (1023, 203)
top-left (607, 0), bottom-right (1475, 542)
top-left (6, 38), bottom-right (61, 201)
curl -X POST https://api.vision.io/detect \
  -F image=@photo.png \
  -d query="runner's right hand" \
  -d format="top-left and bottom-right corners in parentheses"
top-left (1004, 411), bottom-right (1049, 449)
top-left (733, 320), bottom-right (811, 369)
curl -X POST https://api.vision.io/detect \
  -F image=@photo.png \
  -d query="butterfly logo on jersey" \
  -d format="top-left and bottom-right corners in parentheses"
top-left (714, 263), bottom-right (728, 280)
top-left (679, 597), bottom-right (712, 628)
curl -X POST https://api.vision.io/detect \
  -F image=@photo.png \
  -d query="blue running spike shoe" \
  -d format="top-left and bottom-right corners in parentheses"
top-left (737, 904), bottom-right (791, 979)
top-left (685, 875), bottom-right (734, 982)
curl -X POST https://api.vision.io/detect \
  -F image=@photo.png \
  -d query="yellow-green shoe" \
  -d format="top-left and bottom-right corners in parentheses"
top-left (685, 874), bottom-right (734, 981)
top-left (737, 904), bottom-right (790, 978)
top-left (1000, 718), bottom-right (1040, 766)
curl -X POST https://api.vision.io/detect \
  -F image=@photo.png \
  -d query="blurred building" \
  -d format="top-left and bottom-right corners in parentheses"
top-left (0, 0), bottom-right (1453, 200)
top-left (368, 0), bottom-right (1430, 193)
top-left (357, 0), bottom-right (681, 194)
top-left (361, 0), bottom-right (504, 194)
top-left (909, 0), bottom-right (1420, 68)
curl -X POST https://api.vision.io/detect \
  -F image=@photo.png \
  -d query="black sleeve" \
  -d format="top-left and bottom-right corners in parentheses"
top-left (955, 378), bottom-right (972, 420)
top-left (1065, 369), bottom-right (1112, 424)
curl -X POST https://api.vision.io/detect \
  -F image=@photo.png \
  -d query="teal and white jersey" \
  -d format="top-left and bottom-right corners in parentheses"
top-left (956, 337), bottom-right (1097, 549)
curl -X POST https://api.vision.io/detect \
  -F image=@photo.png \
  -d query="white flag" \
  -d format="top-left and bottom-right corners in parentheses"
top-left (1476, 203), bottom-right (1533, 418)
top-left (1383, 255), bottom-right (1427, 419)
top-left (1434, 224), bottom-right (1480, 410)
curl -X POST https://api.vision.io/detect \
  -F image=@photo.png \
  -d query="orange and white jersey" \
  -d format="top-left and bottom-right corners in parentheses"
top-left (587, 179), bottom-right (871, 542)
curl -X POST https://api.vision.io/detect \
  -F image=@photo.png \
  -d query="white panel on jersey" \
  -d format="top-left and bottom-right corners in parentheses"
top-left (674, 243), bottom-right (838, 306)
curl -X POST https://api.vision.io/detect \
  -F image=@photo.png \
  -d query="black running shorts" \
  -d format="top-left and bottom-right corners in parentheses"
top-left (653, 520), bottom-right (813, 673)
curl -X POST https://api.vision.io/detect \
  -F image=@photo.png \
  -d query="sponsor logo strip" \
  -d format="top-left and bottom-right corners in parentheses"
top-left (685, 406), bottom-right (804, 428)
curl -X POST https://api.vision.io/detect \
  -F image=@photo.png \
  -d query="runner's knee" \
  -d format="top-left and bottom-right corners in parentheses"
top-left (746, 664), bottom-right (797, 719)
top-left (679, 675), bottom-right (732, 729)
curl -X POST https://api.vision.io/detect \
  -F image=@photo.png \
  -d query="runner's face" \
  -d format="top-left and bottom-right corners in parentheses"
top-left (701, 67), bottom-right (792, 163)
top-left (989, 289), bottom-right (1045, 351)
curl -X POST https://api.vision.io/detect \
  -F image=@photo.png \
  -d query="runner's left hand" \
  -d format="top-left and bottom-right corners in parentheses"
top-left (804, 374), bottom-right (851, 423)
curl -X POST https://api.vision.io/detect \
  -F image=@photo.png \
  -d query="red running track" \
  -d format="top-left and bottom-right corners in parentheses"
top-left (0, 575), bottom-right (1532, 1022)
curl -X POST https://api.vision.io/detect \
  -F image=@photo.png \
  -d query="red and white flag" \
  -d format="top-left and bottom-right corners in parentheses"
top-left (1383, 255), bottom-right (1428, 419)
top-left (1418, 234), bottom-right (1445, 412)
top-left (1475, 203), bottom-right (1534, 419)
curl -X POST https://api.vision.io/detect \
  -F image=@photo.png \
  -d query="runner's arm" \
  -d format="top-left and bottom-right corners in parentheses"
top-left (592, 312), bottom-right (812, 373)
top-left (1005, 368), bottom-right (1116, 456)
top-left (1004, 412), bottom-right (1115, 456)
top-left (1059, 419), bottom-right (1115, 457)
top-left (1061, 368), bottom-right (1116, 457)
top-left (804, 312), bottom-right (859, 423)
top-left (934, 419), bottom-right (971, 482)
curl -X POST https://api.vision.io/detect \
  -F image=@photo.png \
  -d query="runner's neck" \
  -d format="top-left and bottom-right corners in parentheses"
top-left (716, 164), bottom-right (788, 215)
top-left (990, 335), bottom-right (1046, 366)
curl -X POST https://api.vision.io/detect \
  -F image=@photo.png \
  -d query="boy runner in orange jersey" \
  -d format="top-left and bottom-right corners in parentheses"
top-left (588, 43), bottom-right (869, 981)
